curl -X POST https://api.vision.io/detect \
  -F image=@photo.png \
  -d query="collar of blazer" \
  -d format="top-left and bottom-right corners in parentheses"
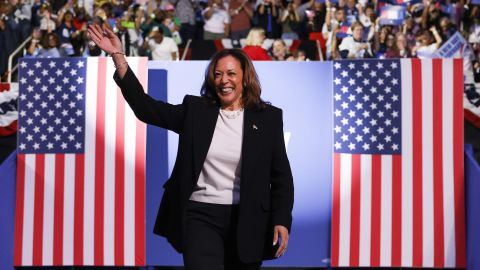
top-left (192, 104), bottom-right (265, 183)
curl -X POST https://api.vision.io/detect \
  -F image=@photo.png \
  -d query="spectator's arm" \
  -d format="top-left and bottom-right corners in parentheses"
top-left (258, 3), bottom-right (266, 14)
top-left (244, 3), bottom-right (254, 18)
top-left (430, 26), bottom-right (442, 49)
top-left (0, 19), bottom-right (4, 31)
top-left (204, 5), bottom-right (215, 20)
top-left (325, 0), bottom-right (332, 31)
top-left (171, 51), bottom-right (177, 60)
top-left (331, 26), bottom-right (339, 59)
top-left (421, 0), bottom-right (430, 29)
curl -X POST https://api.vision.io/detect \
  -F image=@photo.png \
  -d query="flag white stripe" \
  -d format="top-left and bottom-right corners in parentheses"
top-left (123, 58), bottom-right (139, 266)
top-left (83, 58), bottom-right (98, 265)
top-left (22, 154), bottom-right (36, 266)
top-left (359, 154), bottom-right (372, 266)
top-left (421, 60), bottom-right (434, 267)
top-left (338, 154), bottom-right (351, 266)
top-left (63, 154), bottom-right (75, 265)
top-left (400, 59), bottom-right (413, 267)
top-left (42, 154), bottom-right (55, 265)
top-left (103, 62), bottom-right (117, 266)
top-left (380, 155), bottom-right (392, 266)
top-left (442, 59), bottom-right (456, 267)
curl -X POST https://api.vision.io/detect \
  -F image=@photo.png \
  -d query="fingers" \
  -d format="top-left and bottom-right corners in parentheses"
top-left (272, 227), bottom-right (279, 246)
top-left (87, 24), bottom-right (102, 43)
top-left (273, 226), bottom-right (289, 258)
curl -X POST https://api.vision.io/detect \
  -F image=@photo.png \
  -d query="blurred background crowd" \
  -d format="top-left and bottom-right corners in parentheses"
top-left (1, 0), bottom-right (480, 78)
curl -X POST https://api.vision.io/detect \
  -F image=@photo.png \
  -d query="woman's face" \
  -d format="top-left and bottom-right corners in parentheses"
top-left (352, 25), bottom-right (363, 40)
top-left (214, 55), bottom-right (244, 110)
top-left (396, 35), bottom-right (407, 49)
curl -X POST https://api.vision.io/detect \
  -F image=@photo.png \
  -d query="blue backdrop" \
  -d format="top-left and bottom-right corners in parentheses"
top-left (145, 61), bottom-right (333, 266)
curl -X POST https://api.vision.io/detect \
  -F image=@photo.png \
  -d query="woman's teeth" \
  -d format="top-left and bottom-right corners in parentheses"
top-left (221, 87), bottom-right (233, 94)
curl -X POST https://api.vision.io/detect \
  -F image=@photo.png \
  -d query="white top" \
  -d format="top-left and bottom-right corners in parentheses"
top-left (148, 36), bottom-right (178, 60)
top-left (338, 36), bottom-right (372, 58)
top-left (190, 109), bottom-right (244, 205)
top-left (203, 7), bottom-right (230, 34)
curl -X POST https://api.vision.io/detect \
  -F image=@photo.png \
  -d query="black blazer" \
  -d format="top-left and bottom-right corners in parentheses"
top-left (114, 67), bottom-right (294, 263)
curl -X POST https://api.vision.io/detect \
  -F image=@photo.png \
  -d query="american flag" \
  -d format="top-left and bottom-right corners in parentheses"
top-left (14, 57), bottom-right (148, 266)
top-left (330, 59), bottom-right (465, 267)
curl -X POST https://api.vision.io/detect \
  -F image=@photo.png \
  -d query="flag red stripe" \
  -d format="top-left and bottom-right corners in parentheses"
top-left (32, 154), bottom-right (45, 266)
top-left (135, 58), bottom-right (148, 265)
top-left (411, 58), bottom-right (423, 267)
top-left (53, 154), bottom-right (65, 265)
top-left (115, 87), bottom-right (125, 266)
top-left (370, 155), bottom-right (381, 267)
top-left (432, 59), bottom-right (445, 267)
top-left (74, 154), bottom-right (85, 265)
top-left (331, 153), bottom-right (341, 266)
top-left (349, 154), bottom-right (360, 266)
top-left (391, 155), bottom-right (402, 266)
top-left (453, 58), bottom-right (466, 267)
top-left (94, 58), bottom-right (107, 265)
top-left (14, 154), bottom-right (26, 266)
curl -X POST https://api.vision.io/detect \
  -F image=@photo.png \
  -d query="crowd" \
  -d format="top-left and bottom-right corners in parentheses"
top-left (1, 0), bottom-right (480, 77)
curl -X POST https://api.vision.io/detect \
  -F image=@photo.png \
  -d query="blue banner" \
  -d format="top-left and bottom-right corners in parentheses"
top-left (379, 5), bottom-right (406, 25)
top-left (465, 144), bottom-right (480, 270)
top-left (0, 151), bottom-right (16, 270)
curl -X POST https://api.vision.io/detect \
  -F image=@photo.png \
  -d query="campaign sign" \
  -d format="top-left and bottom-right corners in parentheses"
top-left (379, 5), bottom-right (406, 25)
top-left (436, 31), bottom-right (467, 58)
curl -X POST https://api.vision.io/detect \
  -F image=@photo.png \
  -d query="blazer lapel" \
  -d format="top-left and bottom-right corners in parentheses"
top-left (193, 103), bottom-right (219, 180)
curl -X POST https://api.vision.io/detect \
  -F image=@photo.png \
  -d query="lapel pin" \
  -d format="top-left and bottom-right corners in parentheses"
top-left (253, 124), bottom-right (258, 130)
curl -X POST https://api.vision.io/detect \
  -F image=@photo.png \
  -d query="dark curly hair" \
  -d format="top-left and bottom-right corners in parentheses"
top-left (200, 49), bottom-right (268, 110)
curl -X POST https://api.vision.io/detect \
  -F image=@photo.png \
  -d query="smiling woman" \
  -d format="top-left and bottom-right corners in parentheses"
top-left (87, 23), bottom-right (294, 270)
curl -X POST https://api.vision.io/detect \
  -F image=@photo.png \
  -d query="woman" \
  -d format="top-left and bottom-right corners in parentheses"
top-left (385, 32), bottom-right (411, 58)
top-left (270, 39), bottom-right (294, 61)
top-left (243, 27), bottom-right (271, 60)
top-left (87, 24), bottom-right (293, 270)
top-left (202, 0), bottom-right (230, 40)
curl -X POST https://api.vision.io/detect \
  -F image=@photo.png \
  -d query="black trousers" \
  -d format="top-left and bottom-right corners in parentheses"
top-left (183, 200), bottom-right (262, 270)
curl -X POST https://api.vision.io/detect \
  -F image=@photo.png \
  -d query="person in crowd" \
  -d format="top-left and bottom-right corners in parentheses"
top-left (338, 21), bottom-right (372, 58)
top-left (243, 27), bottom-right (271, 60)
top-left (292, 49), bottom-right (307, 60)
top-left (87, 23), bottom-right (293, 270)
top-left (144, 26), bottom-right (178, 60)
top-left (25, 26), bottom-right (43, 57)
top-left (438, 16), bottom-right (456, 41)
top-left (141, 9), bottom-right (172, 38)
top-left (162, 4), bottom-right (183, 44)
top-left (256, 0), bottom-right (282, 39)
top-left (343, 0), bottom-right (359, 18)
top-left (202, 0), bottom-right (230, 40)
top-left (228, 0), bottom-right (253, 41)
top-left (322, 0), bottom-right (347, 59)
top-left (38, 32), bottom-right (62, 57)
top-left (10, 0), bottom-right (31, 42)
top-left (304, 0), bottom-right (326, 38)
top-left (373, 25), bottom-right (392, 58)
top-left (385, 32), bottom-right (411, 58)
top-left (403, 16), bottom-right (421, 49)
top-left (280, 1), bottom-right (300, 40)
top-left (411, 26), bottom-right (442, 58)
top-left (38, 3), bottom-right (56, 33)
top-left (55, 10), bottom-right (77, 55)
top-left (270, 39), bottom-right (294, 60)
top-left (172, 0), bottom-right (198, 43)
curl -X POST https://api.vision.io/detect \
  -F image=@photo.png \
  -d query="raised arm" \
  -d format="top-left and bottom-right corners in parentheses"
top-left (86, 24), bottom-right (186, 132)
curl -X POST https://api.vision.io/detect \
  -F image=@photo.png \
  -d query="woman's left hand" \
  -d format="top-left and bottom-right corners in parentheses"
top-left (273, 225), bottom-right (289, 257)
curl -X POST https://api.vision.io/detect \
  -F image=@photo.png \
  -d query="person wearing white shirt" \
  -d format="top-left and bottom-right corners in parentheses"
top-left (203, 0), bottom-right (230, 40)
top-left (145, 26), bottom-right (178, 60)
top-left (338, 21), bottom-right (372, 59)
